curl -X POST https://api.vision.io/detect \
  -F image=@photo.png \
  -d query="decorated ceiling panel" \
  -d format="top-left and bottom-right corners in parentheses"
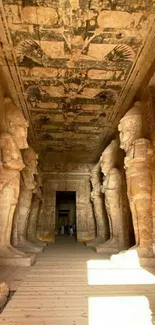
top-left (0, 0), bottom-right (155, 163)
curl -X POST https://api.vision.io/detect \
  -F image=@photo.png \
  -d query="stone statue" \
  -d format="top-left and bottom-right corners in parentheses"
top-left (0, 97), bottom-right (33, 263)
top-left (12, 147), bottom-right (43, 253)
top-left (86, 161), bottom-right (109, 247)
top-left (27, 168), bottom-right (46, 247)
top-left (116, 101), bottom-right (154, 258)
top-left (95, 140), bottom-right (129, 253)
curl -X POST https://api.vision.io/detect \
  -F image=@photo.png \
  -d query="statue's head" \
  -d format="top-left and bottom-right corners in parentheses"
top-left (23, 147), bottom-right (38, 174)
top-left (118, 101), bottom-right (143, 152)
top-left (0, 98), bottom-right (29, 149)
top-left (100, 139), bottom-right (119, 175)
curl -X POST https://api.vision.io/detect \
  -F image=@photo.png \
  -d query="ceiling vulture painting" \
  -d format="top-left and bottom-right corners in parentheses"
top-left (0, 0), bottom-right (155, 165)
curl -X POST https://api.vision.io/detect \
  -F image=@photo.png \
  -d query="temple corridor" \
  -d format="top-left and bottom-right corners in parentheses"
top-left (0, 237), bottom-right (155, 325)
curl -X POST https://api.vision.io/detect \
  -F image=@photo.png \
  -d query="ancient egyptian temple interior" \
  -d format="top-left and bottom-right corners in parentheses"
top-left (1, 1), bottom-right (155, 324)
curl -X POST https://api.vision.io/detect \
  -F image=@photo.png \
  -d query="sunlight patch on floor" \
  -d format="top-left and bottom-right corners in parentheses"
top-left (88, 296), bottom-right (153, 325)
top-left (87, 260), bottom-right (155, 285)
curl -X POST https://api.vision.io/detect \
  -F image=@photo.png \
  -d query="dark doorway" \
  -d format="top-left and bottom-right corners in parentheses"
top-left (55, 191), bottom-right (76, 237)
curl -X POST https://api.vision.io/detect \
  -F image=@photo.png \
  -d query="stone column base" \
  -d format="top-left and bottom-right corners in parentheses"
top-left (93, 246), bottom-right (121, 254)
top-left (85, 236), bottom-right (107, 247)
top-left (17, 245), bottom-right (44, 254)
top-left (0, 254), bottom-right (36, 266)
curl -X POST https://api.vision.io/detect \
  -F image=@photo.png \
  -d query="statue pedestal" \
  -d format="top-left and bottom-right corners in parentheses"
top-left (16, 242), bottom-right (44, 254)
top-left (94, 246), bottom-right (120, 254)
top-left (0, 254), bottom-right (36, 266)
top-left (29, 240), bottom-right (47, 247)
top-left (93, 238), bottom-right (128, 254)
top-left (85, 236), bottom-right (107, 247)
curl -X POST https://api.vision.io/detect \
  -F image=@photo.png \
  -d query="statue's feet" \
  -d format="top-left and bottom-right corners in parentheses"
top-left (28, 238), bottom-right (47, 247)
top-left (7, 245), bottom-right (27, 257)
top-left (17, 239), bottom-right (44, 253)
top-left (93, 237), bottom-right (128, 254)
top-left (86, 236), bottom-right (107, 247)
top-left (96, 238), bottom-right (117, 249)
top-left (0, 245), bottom-right (27, 258)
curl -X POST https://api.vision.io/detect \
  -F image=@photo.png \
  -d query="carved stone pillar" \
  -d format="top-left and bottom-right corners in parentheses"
top-left (12, 147), bottom-right (44, 254)
top-left (27, 169), bottom-right (46, 247)
top-left (0, 97), bottom-right (35, 265)
top-left (95, 140), bottom-right (130, 253)
top-left (86, 161), bottom-right (109, 247)
top-left (112, 102), bottom-right (155, 266)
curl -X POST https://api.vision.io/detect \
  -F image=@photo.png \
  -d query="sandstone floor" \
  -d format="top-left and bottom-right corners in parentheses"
top-left (0, 236), bottom-right (155, 324)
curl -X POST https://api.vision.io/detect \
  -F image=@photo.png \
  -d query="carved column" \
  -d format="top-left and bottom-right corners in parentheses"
top-left (12, 147), bottom-right (44, 253)
top-left (86, 161), bottom-right (109, 247)
top-left (0, 98), bottom-right (36, 265)
top-left (116, 102), bottom-right (154, 258)
top-left (27, 169), bottom-right (46, 247)
top-left (95, 140), bottom-right (130, 253)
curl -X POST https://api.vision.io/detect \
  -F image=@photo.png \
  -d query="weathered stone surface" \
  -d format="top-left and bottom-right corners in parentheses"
top-left (0, 282), bottom-right (9, 310)
top-left (27, 168), bottom-right (46, 247)
top-left (38, 167), bottom-right (95, 242)
top-left (0, 2), bottom-right (155, 269)
top-left (0, 1), bottom-right (155, 164)
top-left (13, 147), bottom-right (43, 254)
top-left (0, 97), bottom-right (35, 265)
top-left (94, 140), bottom-right (130, 253)
top-left (86, 161), bottom-right (109, 247)
top-left (116, 102), bottom-right (154, 258)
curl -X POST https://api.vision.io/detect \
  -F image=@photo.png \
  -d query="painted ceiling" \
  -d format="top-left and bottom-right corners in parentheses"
top-left (0, 0), bottom-right (155, 165)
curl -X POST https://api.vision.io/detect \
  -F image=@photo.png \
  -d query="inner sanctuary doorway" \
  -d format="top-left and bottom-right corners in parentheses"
top-left (56, 191), bottom-right (76, 237)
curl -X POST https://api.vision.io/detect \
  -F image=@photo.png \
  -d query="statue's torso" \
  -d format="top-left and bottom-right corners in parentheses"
top-left (0, 133), bottom-right (23, 192)
top-left (125, 138), bottom-right (153, 167)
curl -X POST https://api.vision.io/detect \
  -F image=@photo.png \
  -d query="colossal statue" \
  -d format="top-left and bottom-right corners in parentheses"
top-left (86, 161), bottom-right (109, 247)
top-left (27, 168), bottom-right (46, 247)
top-left (13, 147), bottom-right (44, 253)
top-left (0, 97), bottom-right (35, 264)
top-left (116, 102), bottom-right (154, 258)
top-left (95, 140), bottom-right (129, 253)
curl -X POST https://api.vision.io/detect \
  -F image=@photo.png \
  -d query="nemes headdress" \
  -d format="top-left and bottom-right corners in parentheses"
top-left (118, 101), bottom-right (143, 132)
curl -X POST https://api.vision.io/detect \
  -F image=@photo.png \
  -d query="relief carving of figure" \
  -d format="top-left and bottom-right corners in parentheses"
top-left (95, 139), bottom-right (130, 253)
top-left (12, 147), bottom-right (44, 253)
top-left (0, 97), bottom-right (29, 260)
top-left (86, 161), bottom-right (109, 247)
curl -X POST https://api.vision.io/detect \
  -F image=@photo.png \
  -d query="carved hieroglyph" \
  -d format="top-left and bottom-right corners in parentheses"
top-left (0, 97), bottom-right (34, 263)
top-left (86, 161), bottom-right (109, 247)
top-left (95, 139), bottom-right (129, 253)
top-left (13, 147), bottom-right (43, 253)
top-left (27, 168), bottom-right (46, 247)
top-left (1, 1), bottom-right (154, 165)
top-left (117, 102), bottom-right (154, 258)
